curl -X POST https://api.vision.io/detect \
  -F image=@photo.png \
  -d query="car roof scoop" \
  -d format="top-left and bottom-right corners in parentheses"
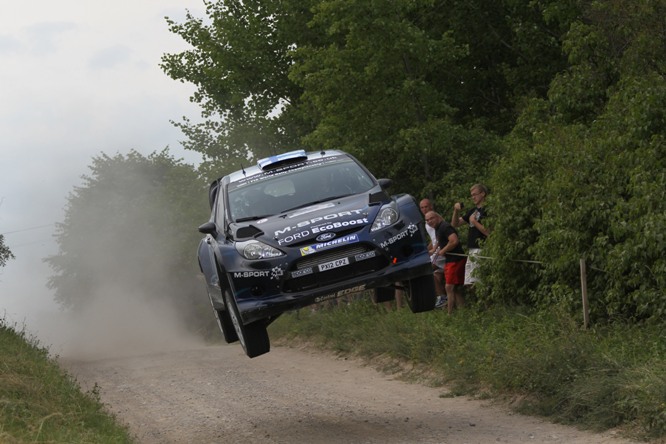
top-left (231, 224), bottom-right (264, 239)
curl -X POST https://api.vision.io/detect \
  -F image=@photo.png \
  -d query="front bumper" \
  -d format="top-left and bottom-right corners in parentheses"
top-left (227, 221), bottom-right (431, 324)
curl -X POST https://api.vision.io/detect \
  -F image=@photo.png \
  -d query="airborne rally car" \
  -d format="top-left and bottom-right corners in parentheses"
top-left (197, 150), bottom-right (435, 357)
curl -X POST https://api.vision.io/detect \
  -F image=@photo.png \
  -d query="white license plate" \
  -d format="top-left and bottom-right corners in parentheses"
top-left (318, 257), bottom-right (349, 272)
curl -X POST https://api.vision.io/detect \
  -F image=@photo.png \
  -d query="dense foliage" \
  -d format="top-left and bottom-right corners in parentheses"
top-left (482, 1), bottom-right (666, 322)
top-left (161, 0), bottom-right (569, 198)
top-left (45, 150), bottom-right (212, 332)
top-left (163, 0), bottom-right (665, 323)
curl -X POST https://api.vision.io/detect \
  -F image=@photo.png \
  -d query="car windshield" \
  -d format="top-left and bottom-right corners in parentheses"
top-left (226, 159), bottom-right (375, 222)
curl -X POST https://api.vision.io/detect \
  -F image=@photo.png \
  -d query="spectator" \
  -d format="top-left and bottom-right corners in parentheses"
top-left (425, 211), bottom-right (466, 313)
top-left (451, 183), bottom-right (489, 288)
top-left (419, 198), bottom-right (438, 256)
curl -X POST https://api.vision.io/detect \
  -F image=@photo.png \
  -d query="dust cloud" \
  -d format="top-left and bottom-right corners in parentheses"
top-left (3, 161), bottom-right (212, 362)
top-left (42, 285), bottom-right (205, 360)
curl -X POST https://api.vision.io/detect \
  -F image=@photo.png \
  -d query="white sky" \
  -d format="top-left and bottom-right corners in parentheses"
top-left (0, 1), bottom-right (206, 342)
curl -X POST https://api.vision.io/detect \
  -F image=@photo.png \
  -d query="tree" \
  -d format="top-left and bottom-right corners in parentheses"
top-left (161, 0), bottom-right (319, 180)
top-left (45, 150), bottom-right (212, 330)
top-left (162, 0), bottom-right (572, 199)
top-left (483, 0), bottom-right (666, 322)
top-left (0, 234), bottom-right (14, 268)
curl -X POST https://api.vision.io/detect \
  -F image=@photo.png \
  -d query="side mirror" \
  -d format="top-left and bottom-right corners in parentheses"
top-left (198, 222), bottom-right (218, 237)
top-left (378, 178), bottom-right (392, 189)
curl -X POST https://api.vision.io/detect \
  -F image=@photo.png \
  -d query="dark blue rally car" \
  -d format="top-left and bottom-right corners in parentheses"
top-left (197, 149), bottom-right (435, 357)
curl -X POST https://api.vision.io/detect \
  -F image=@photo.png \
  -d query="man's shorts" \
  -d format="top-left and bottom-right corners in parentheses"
top-left (464, 248), bottom-right (481, 285)
top-left (445, 259), bottom-right (466, 286)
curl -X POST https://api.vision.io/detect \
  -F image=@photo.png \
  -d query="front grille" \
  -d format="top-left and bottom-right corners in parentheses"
top-left (283, 244), bottom-right (389, 293)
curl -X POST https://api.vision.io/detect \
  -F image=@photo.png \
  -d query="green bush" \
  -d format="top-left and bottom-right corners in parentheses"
top-left (483, 67), bottom-right (666, 322)
top-left (270, 301), bottom-right (666, 440)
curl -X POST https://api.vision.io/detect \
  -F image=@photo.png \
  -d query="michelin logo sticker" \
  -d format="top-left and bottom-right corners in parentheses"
top-left (300, 234), bottom-right (359, 256)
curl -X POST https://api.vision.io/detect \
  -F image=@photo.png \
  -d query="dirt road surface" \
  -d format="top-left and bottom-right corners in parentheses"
top-left (60, 342), bottom-right (636, 444)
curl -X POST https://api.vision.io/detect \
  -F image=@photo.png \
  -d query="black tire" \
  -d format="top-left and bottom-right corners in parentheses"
top-left (224, 290), bottom-right (270, 358)
top-left (207, 287), bottom-right (238, 343)
top-left (406, 274), bottom-right (436, 313)
top-left (372, 286), bottom-right (395, 303)
top-left (215, 309), bottom-right (239, 344)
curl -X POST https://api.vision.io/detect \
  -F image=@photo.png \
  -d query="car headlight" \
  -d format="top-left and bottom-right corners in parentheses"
top-left (370, 204), bottom-right (398, 232)
top-left (235, 240), bottom-right (284, 259)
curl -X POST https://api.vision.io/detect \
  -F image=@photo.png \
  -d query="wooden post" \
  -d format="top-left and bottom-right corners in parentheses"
top-left (580, 258), bottom-right (589, 329)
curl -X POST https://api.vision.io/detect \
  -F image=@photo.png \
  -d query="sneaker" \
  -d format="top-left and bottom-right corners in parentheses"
top-left (435, 295), bottom-right (447, 309)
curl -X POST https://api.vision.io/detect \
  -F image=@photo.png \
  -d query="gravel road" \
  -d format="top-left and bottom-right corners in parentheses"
top-left (60, 342), bottom-right (636, 444)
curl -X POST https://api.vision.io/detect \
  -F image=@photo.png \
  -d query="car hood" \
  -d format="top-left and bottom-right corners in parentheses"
top-left (230, 191), bottom-right (389, 247)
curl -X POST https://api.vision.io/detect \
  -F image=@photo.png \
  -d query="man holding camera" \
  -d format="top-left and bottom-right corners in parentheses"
top-left (451, 183), bottom-right (489, 287)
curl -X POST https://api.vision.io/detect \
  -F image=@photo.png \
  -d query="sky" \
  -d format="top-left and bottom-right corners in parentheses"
top-left (0, 1), bottom-right (207, 349)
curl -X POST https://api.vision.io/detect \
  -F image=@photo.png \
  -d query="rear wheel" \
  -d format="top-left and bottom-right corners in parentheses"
top-left (207, 287), bottom-right (238, 343)
top-left (224, 290), bottom-right (270, 358)
top-left (406, 274), bottom-right (436, 313)
top-left (215, 309), bottom-right (239, 344)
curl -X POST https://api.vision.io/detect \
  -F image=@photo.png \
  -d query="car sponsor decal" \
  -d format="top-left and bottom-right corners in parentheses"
top-left (316, 232), bottom-right (336, 242)
top-left (354, 250), bottom-right (376, 261)
top-left (290, 267), bottom-right (313, 278)
top-left (270, 265), bottom-right (285, 280)
top-left (379, 223), bottom-right (419, 249)
top-left (318, 257), bottom-right (350, 272)
top-left (277, 229), bottom-right (312, 246)
top-left (275, 217), bottom-right (369, 246)
top-left (310, 218), bottom-right (368, 234)
top-left (300, 234), bottom-right (359, 256)
top-left (275, 217), bottom-right (368, 245)
top-left (233, 271), bottom-right (270, 278)
top-left (314, 284), bottom-right (366, 303)
top-left (275, 208), bottom-right (367, 237)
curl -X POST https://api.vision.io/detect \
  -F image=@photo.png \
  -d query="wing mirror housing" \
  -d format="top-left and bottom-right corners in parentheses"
top-left (198, 222), bottom-right (218, 237)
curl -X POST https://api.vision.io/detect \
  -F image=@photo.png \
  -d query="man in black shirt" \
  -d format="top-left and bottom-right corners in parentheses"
top-left (452, 183), bottom-right (489, 287)
top-left (425, 211), bottom-right (466, 314)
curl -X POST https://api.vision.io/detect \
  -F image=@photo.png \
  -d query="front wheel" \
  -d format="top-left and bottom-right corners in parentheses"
top-left (406, 274), bottom-right (436, 313)
top-left (224, 290), bottom-right (270, 358)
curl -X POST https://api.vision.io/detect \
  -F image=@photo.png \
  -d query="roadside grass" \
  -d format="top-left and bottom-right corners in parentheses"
top-left (269, 297), bottom-right (666, 442)
top-left (0, 319), bottom-right (133, 444)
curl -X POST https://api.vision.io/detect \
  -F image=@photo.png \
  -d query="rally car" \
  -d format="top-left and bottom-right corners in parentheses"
top-left (197, 149), bottom-right (435, 357)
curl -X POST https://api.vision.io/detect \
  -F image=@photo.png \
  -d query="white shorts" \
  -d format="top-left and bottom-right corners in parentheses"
top-left (433, 254), bottom-right (446, 270)
top-left (464, 248), bottom-right (482, 285)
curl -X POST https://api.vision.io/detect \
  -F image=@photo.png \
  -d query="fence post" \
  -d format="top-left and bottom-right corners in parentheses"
top-left (580, 258), bottom-right (589, 329)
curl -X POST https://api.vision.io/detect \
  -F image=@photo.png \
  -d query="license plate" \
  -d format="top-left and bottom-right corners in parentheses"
top-left (318, 257), bottom-right (349, 272)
